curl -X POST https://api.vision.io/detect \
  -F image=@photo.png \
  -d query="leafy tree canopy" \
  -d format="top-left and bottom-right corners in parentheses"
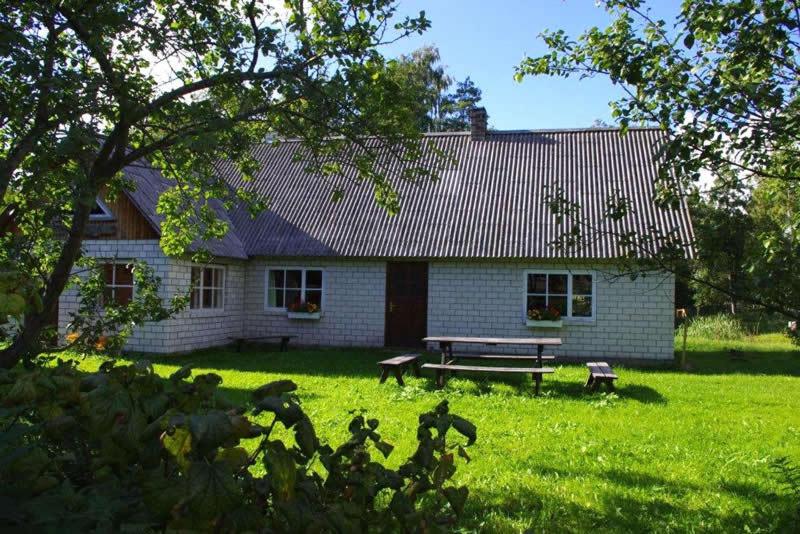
top-left (516, 0), bottom-right (800, 320)
top-left (393, 45), bottom-right (483, 132)
top-left (0, 0), bottom-right (443, 366)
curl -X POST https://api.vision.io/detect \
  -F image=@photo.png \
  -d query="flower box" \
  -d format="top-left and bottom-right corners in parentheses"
top-left (287, 311), bottom-right (321, 320)
top-left (526, 319), bottom-right (563, 328)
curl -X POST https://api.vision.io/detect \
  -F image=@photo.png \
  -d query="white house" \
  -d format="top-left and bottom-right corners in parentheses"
top-left (59, 110), bottom-right (693, 360)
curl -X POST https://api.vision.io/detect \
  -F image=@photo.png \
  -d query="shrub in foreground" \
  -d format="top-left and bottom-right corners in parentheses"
top-left (0, 359), bottom-right (475, 532)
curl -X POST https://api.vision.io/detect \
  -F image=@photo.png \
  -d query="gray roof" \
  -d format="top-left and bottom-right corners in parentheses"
top-left (123, 161), bottom-right (248, 259)
top-left (123, 128), bottom-right (693, 260)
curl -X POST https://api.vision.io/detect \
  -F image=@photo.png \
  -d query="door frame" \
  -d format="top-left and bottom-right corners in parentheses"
top-left (384, 261), bottom-right (429, 347)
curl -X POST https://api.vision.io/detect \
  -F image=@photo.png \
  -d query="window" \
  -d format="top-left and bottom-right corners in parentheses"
top-left (191, 266), bottom-right (225, 309)
top-left (103, 263), bottom-right (134, 306)
top-left (90, 198), bottom-right (115, 221)
top-left (266, 268), bottom-right (323, 310)
top-left (525, 271), bottom-right (595, 319)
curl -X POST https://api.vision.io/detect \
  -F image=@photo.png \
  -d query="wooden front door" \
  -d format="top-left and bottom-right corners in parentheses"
top-left (385, 262), bottom-right (428, 347)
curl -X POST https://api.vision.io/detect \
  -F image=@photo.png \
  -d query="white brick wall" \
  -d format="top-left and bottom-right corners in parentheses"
top-left (427, 261), bottom-right (675, 360)
top-left (60, 249), bottom-right (675, 360)
top-left (58, 240), bottom-right (245, 353)
top-left (243, 259), bottom-right (386, 347)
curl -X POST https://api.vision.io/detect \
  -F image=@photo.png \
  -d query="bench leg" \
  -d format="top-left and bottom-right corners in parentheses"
top-left (435, 368), bottom-right (446, 389)
top-left (379, 366), bottom-right (390, 384)
top-left (533, 374), bottom-right (542, 396)
top-left (393, 367), bottom-right (405, 386)
top-left (585, 372), bottom-right (594, 389)
top-left (605, 379), bottom-right (616, 393)
top-left (411, 360), bottom-right (421, 377)
top-left (280, 337), bottom-right (290, 352)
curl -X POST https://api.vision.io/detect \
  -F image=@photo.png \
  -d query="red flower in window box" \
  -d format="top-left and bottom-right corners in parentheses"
top-left (527, 306), bottom-right (561, 321)
top-left (288, 300), bottom-right (319, 314)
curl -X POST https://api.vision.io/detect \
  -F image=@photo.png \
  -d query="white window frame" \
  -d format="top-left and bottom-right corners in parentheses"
top-left (102, 261), bottom-right (135, 307)
top-left (90, 198), bottom-right (115, 221)
top-left (264, 267), bottom-right (325, 312)
top-left (522, 269), bottom-right (596, 323)
top-left (190, 265), bottom-right (226, 310)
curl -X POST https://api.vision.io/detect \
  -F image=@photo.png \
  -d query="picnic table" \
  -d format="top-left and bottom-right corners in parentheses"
top-left (422, 336), bottom-right (562, 367)
top-left (421, 336), bottom-right (562, 395)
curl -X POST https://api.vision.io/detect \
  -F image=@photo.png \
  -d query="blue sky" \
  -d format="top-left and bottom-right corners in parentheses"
top-left (380, 0), bottom-right (682, 130)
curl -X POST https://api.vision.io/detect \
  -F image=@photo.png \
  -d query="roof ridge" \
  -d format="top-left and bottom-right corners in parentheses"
top-left (256, 126), bottom-right (661, 146)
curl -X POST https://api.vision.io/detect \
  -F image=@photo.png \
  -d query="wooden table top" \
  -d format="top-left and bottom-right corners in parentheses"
top-left (423, 336), bottom-right (562, 346)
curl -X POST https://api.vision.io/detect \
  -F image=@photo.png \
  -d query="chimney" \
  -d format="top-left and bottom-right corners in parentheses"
top-left (469, 107), bottom-right (487, 140)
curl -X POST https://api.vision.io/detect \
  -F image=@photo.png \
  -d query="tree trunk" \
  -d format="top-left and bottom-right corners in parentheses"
top-left (0, 197), bottom-right (94, 368)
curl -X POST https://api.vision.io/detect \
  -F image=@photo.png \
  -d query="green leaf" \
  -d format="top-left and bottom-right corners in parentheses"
top-left (188, 410), bottom-right (234, 453)
top-left (252, 380), bottom-right (297, 401)
top-left (293, 416), bottom-right (318, 458)
top-left (451, 415), bottom-right (477, 445)
top-left (253, 397), bottom-right (304, 427)
top-left (215, 446), bottom-right (250, 471)
top-left (443, 486), bottom-right (469, 515)
top-left (163, 427), bottom-right (192, 471)
top-left (432, 452), bottom-right (455, 488)
top-left (186, 461), bottom-right (242, 519)
top-left (264, 441), bottom-right (296, 502)
top-left (374, 440), bottom-right (394, 458)
top-left (169, 364), bottom-right (192, 382)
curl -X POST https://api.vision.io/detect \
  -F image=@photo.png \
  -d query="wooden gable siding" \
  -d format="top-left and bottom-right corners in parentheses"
top-left (85, 189), bottom-right (159, 240)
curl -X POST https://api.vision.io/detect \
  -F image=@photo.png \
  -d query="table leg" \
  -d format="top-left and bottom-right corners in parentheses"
top-left (439, 341), bottom-right (451, 365)
top-left (534, 373), bottom-right (542, 396)
top-left (448, 343), bottom-right (458, 376)
top-left (411, 360), bottom-right (421, 377)
top-left (537, 344), bottom-right (543, 368)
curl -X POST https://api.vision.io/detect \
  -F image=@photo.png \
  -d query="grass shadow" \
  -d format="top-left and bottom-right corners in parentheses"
top-left (466, 467), bottom-right (795, 533)
top-left (140, 345), bottom-right (402, 380)
top-left (683, 348), bottom-right (800, 376)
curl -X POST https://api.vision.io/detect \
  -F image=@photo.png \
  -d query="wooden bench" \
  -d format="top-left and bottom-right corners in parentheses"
top-left (422, 363), bottom-right (555, 395)
top-left (228, 335), bottom-right (297, 353)
top-left (454, 354), bottom-right (556, 363)
top-left (378, 354), bottom-right (421, 386)
top-left (585, 362), bottom-right (618, 392)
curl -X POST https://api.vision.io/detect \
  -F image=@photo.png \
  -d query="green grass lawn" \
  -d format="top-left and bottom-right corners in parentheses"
top-left (76, 334), bottom-right (800, 533)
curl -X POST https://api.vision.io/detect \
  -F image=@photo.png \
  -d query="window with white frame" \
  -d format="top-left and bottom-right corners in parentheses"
top-left (265, 268), bottom-right (323, 311)
top-left (525, 271), bottom-right (594, 319)
top-left (90, 198), bottom-right (115, 221)
top-left (102, 262), bottom-right (134, 306)
top-left (191, 265), bottom-right (225, 309)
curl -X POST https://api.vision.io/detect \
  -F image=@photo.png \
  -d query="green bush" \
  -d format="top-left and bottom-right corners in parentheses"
top-left (0, 359), bottom-right (475, 532)
top-left (685, 314), bottom-right (748, 340)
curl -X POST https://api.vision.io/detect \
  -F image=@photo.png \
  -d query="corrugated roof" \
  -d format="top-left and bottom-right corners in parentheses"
top-left (122, 161), bottom-right (248, 259)
top-left (218, 128), bottom-right (693, 259)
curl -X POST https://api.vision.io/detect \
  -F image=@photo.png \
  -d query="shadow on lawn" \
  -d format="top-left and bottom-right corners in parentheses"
top-left (404, 372), bottom-right (666, 404)
top-left (466, 467), bottom-right (795, 533)
top-left (142, 347), bottom-right (668, 403)
top-left (680, 348), bottom-right (800, 376)
top-left (143, 346), bottom-right (395, 379)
